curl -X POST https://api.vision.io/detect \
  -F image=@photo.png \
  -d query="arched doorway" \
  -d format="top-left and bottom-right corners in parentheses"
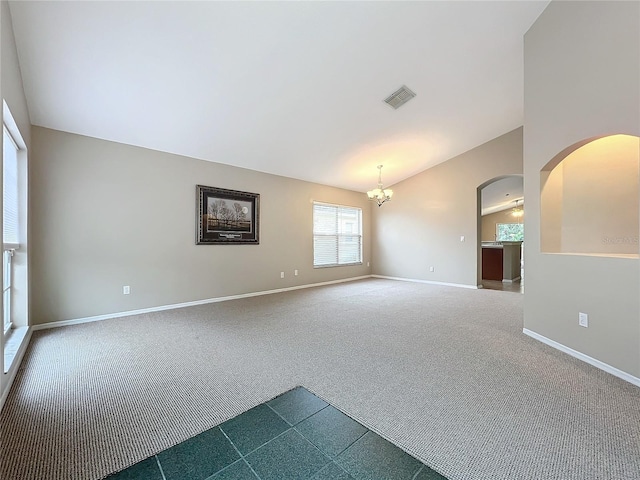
top-left (477, 175), bottom-right (524, 292)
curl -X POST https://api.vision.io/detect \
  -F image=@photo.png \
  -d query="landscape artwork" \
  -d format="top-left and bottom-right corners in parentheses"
top-left (196, 185), bottom-right (260, 244)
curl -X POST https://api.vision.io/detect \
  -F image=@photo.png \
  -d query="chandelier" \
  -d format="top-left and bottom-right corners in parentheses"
top-left (512, 199), bottom-right (524, 218)
top-left (366, 165), bottom-right (393, 207)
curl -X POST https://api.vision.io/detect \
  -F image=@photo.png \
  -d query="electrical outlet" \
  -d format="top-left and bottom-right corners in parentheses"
top-left (294, 269), bottom-right (298, 276)
top-left (280, 272), bottom-right (285, 279)
top-left (429, 266), bottom-right (434, 272)
top-left (460, 235), bottom-right (465, 242)
top-left (123, 285), bottom-right (130, 295)
top-left (579, 312), bottom-right (588, 327)
top-left (367, 262), bottom-right (370, 267)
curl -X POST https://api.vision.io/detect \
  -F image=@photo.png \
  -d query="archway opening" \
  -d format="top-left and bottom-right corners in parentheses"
top-left (477, 175), bottom-right (524, 292)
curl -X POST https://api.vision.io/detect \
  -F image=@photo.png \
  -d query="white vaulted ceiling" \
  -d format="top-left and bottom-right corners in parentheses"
top-left (8, 1), bottom-right (549, 192)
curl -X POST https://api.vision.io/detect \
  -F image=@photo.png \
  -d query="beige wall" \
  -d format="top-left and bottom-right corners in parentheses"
top-left (524, 1), bottom-right (640, 377)
top-left (481, 208), bottom-right (524, 242)
top-left (371, 127), bottom-right (523, 287)
top-left (540, 165), bottom-right (563, 252)
top-left (29, 127), bottom-right (372, 324)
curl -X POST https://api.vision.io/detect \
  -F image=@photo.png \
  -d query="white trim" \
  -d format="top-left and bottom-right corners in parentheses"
top-left (2, 101), bottom-right (27, 150)
top-left (371, 274), bottom-right (478, 290)
top-left (32, 276), bottom-right (372, 331)
top-left (5, 277), bottom-right (372, 412)
top-left (523, 328), bottom-right (640, 387)
top-left (1, 328), bottom-right (32, 412)
top-left (502, 276), bottom-right (521, 283)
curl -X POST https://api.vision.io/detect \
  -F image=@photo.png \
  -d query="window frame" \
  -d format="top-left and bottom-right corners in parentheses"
top-left (312, 201), bottom-right (363, 268)
top-left (2, 99), bottom-right (28, 349)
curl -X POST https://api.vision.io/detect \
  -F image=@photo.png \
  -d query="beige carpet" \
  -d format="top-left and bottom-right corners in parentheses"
top-left (1, 278), bottom-right (639, 479)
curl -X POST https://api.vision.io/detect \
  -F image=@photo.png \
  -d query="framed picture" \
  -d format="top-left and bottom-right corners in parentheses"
top-left (196, 185), bottom-right (260, 244)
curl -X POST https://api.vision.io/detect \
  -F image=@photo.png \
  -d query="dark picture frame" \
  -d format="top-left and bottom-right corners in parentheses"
top-left (196, 185), bottom-right (260, 245)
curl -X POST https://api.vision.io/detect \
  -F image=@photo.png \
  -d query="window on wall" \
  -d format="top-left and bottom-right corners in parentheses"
top-left (497, 223), bottom-right (524, 242)
top-left (2, 99), bottom-right (27, 350)
top-left (3, 125), bottom-right (19, 336)
top-left (313, 202), bottom-right (362, 267)
top-left (3, 127), bottom-right (19, 247)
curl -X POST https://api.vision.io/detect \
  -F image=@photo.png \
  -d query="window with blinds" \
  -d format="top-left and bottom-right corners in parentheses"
top-left (3, 126), bottom-right (19, 246)
top-left (313, 202), bottom-right (362, 267)
top-left (2, 102), bottom-right (28, 353)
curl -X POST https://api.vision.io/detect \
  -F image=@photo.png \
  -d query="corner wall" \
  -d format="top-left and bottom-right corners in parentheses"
top-left (29, 127), bottom-right (372, 324)
top-left (524, 1), bottom-right (640, 378)
top-left (371, 127), bottom-right (523, 287)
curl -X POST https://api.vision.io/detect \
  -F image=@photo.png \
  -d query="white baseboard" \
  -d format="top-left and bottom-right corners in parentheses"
top-left (32, 275), bottom-right (373, 331)
top-left (502, 276), bottom-right (521, 283)
top-left (2, 276), bottom-right (365, 413)
top-left (523, 328), bottom-right (640, 387)
top-left (371, 274), bottom-right (478, 290)
top-left (1, 328), bottom-right (33, 412)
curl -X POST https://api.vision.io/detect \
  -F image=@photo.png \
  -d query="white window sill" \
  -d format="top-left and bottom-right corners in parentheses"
top-left (4, 326), bottom-right (28, 374)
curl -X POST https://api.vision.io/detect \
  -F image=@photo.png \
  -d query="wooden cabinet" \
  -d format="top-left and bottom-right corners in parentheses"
top-left (482, 247), bottom-right (503, 280)
top-left (482, 242), bottom-right (522, 281)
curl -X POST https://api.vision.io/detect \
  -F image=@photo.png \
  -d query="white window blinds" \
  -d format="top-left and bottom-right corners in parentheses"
top-left (3, 126), bottom-right (19, 246)
top-left (313, 202), bottom-right (362, 267)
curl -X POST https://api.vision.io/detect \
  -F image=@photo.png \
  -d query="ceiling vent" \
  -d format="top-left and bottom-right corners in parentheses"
top-left (384, 85), bottom-right (416, 109)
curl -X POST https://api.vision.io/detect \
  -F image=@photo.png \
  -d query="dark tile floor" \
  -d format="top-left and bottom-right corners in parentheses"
top-left (106, 386), bottom-right (447, 480)
top-left (481, 279), bottom-right (523, 293)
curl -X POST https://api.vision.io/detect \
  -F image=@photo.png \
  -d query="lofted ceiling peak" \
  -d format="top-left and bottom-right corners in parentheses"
top-left (8, 1), bottom-right (549, 195)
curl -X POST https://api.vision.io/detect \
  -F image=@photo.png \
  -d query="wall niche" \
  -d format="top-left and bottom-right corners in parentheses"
top-left (540, 134), bottom-right (639, 257)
